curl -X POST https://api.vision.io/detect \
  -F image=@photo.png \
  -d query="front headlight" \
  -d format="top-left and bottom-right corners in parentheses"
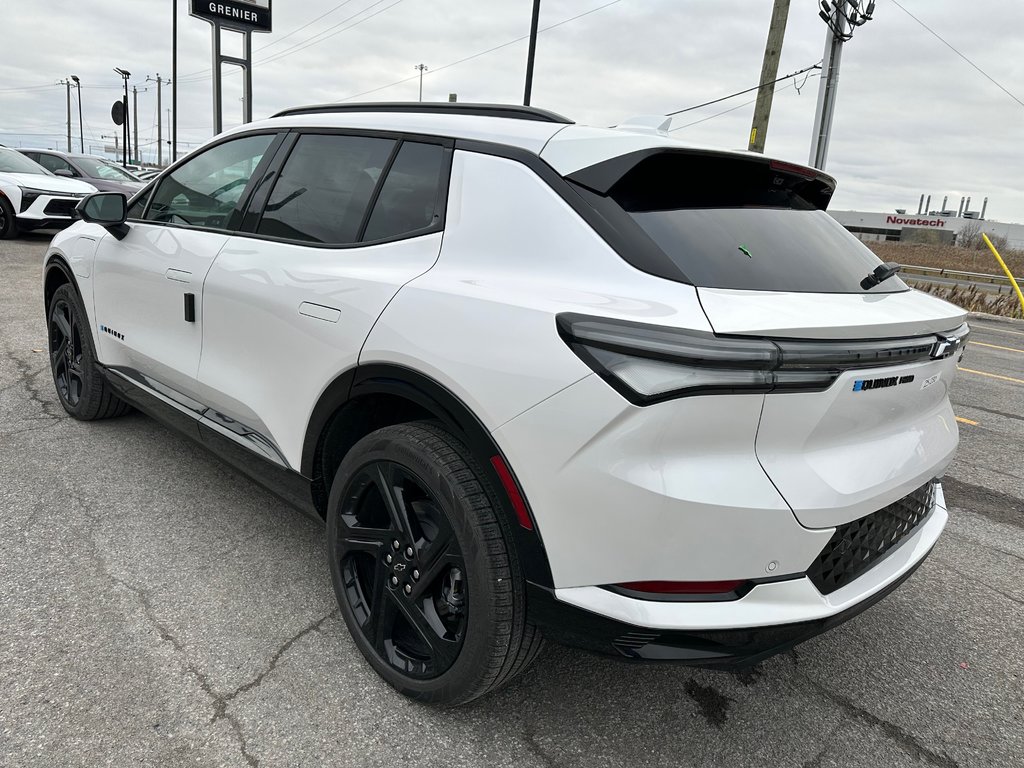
top-left (17, 187), bottom-right (53, 211)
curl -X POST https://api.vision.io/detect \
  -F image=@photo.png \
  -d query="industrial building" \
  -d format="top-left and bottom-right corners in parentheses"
top-left (830, 194), bottom-right (1024, 249)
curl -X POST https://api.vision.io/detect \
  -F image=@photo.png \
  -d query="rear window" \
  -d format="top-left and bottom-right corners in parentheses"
top-left (570, 151), bottom-right (908, 294)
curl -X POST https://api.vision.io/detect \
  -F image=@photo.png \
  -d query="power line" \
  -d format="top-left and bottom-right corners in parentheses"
top-left (891, 0), bottom-right (1024, 110)
top-left (670, 72), bottom-right (820, 132)
top-left (253, 0), bottom-right (359, 53)
top-left (338, 0), bottom-right (624, 102)
top-left (666, 62), bottom-right (820, 117)
top-left (178, 0), bottom-right (404, 82)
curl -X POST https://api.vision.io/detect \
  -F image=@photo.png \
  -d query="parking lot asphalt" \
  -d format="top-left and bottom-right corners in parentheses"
top-left (2, 232), bottom-right (1022, 768)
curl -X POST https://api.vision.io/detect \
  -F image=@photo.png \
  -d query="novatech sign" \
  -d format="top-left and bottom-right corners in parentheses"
top-left (191, 0), bottom-right (272, 32)
top-left (886, 215), bottom-right (946, 228)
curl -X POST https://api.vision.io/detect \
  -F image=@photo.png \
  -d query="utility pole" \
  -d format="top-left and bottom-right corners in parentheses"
top-left (59, 79), bottom-right (72, 151)
top-left (523, 0), bottom-right (541, 106)
top-left (748, 0), bottom-right (791, 153)
top-left (132, 85), bottom-right (140, 165)
top-left (172, 0), bottom-right (178, 163)
top-left (809, 0), bottom-right (875, 169)
top-left (71, 75), bottom-right (84, 152)
top-left (414, 64), bottom-right (428, 102)
top-left (147, 75), bottom-right (166, 166)
top-left (114, 68), bottom-right (131, 168)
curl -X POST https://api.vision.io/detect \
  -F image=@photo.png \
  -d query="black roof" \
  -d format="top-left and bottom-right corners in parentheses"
top-left (270, 102), bottom-right (573, 124)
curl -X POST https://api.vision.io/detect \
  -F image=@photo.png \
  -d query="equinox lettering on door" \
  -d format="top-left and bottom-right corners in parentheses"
top-left (852, 375), bottom-right (915, 392)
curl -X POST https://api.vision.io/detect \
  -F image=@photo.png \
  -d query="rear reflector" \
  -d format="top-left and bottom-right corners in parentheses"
top-left (490, 455), bottom-right (533, 530)
top-left (616, 580), bottom-right (746, 595)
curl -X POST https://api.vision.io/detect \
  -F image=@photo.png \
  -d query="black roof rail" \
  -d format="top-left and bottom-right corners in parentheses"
top-left (270, 102), bottom-right (574, 124)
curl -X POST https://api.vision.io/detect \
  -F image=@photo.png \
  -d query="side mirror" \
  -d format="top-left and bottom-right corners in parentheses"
top-left (77, 192), bottom-right (129, 239)
top-left (54, 168), bottom-right (75, 178)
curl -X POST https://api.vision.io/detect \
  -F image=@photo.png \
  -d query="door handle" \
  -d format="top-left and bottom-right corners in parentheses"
top-left (184, 293), bottom-right (196, 323)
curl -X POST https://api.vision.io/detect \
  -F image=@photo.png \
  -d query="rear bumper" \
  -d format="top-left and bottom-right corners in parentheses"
top-left (527, 541), bottom-right (931, 667)
top-left (528, 490), bottom-right (947, 664)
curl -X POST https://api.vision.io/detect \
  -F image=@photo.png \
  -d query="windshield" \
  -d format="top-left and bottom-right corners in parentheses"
top-left (74, 157), bottom-right (140, 182)
top-left (0, 148), bottom-right (50, 175)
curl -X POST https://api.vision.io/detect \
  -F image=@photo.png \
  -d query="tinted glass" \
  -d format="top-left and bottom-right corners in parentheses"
top-left (578, 151), bottom-right (906, 294)
top-left (126, 184), bottom-right (153, 219)
top-left (257, 134), bottom-right (395, 244)
top-left (37, 154), bottom-right (75, 175)
top-left (0, 148), bottom-right (48, 174)
top-left (363, 142), bottom-right (445, 241)
top-left (74, 157), bottom-right (139, 181)
top-left (629, 208), bottom-right (908, 293)
top-left (145, 134), bottom-right (273, 229)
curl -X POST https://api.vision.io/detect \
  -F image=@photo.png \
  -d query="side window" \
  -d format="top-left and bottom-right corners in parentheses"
top-left (38, 154), bottom-right (74, 175)
top-left (22, 152), bottom-right (39, 163)
top-left (145, 134), bottom-right (274, 230)
top-left (362, 142), bottom-right (446, 242)
top-left (256, 134), bottom-right (395, 244)
top-left (126, 183), bottom-right (154, 220)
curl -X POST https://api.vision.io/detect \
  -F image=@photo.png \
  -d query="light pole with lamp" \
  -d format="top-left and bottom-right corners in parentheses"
top-left (114, 68), bottom-right (131, 168)
top-left (70, 75), bottom-right (84, 153)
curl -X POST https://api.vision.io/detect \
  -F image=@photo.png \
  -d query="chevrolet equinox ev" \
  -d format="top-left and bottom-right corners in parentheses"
top-left (42, 103), bottom-right (968, 705)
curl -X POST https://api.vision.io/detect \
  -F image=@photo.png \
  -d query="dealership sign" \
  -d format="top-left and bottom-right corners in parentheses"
top-left (886, 215), bottom-right (946, 228)
top-left (190, 0), bottom-right (272, 32)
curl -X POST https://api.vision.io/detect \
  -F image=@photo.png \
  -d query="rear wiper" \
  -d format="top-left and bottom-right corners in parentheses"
top-left (860, 262), bottom-right (901, 290)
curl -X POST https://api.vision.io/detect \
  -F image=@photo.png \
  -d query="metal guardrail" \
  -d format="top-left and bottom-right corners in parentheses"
top-left (899, 264), bottom-right (1016, 288)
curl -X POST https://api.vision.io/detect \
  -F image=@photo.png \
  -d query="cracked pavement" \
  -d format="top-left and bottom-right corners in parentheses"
top-left (2, 234), bottom-right (1022, 767)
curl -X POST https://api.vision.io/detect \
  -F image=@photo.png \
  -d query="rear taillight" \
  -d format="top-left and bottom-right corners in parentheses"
top-left (557, 313), bottom-right (966, 405)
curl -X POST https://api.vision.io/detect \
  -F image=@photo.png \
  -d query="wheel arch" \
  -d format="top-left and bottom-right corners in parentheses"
top-left (304, 363), bottom-right (554, 587)
top-left (43, 253), bottom-right (78, 310)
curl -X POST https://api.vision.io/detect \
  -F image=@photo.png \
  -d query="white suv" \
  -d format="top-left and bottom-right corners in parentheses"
top-left (43, 103), bottom-right (968, 705)
top-left (1, 147), bottom-right (97, 238)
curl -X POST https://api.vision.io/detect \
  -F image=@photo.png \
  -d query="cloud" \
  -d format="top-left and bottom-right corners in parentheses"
top-left (2, 0), bottom-right (1021, 221)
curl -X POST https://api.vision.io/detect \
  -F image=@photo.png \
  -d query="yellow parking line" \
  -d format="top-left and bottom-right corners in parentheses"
top-left (958, 366), bottom-right (1024, 385)
top-left (971, 324), bottom-right (1024, 338)
top-left (955, 416), bottom-right (979, 426)
top-left (970, 341), bottom-right (1024, 354)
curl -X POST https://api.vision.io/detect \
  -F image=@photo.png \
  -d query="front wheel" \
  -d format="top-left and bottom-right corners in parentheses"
top-left (326, 422), bottom-right (542, 705)
top-left (47, 283), bottom-right (131, 420)
top-left (0, 195), bottom-right (19, 239)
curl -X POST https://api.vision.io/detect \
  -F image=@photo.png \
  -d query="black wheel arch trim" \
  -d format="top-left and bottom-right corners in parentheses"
top-left (304, 363), bottom-right (555, 588)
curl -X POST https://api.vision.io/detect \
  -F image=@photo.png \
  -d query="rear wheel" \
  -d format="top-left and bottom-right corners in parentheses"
top-left (47, 283), bottom-right (131, 420)
top-left (0, 196), bottom-right (18, 239)
top-left (326, 422), bottom-right (542, 705)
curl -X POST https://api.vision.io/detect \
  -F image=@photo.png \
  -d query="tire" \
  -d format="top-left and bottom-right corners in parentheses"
top-left (47, 283), bottom-right (131, 420)
top-left (0, 195), bottom-right (19, 239)
top-left (326, 421), bottom-right (543, 705)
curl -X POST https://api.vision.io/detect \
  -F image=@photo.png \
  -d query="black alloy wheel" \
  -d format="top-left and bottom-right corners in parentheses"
top-left (49, 296), bottom-right (85, 408)
top-left (0, 195), bottom-right (17, 239)
top-left (327, 422), bottom-right (544, 705)
top-left (336, 460), bottom-right (468, 678)
top-left (45, 283), bottom-right (130, 420)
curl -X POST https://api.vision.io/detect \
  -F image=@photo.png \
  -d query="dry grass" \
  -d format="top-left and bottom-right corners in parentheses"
top-left (865, 241), bottom-right (1024, 318)
top-left (867, 241), bottom-right (1024, 277)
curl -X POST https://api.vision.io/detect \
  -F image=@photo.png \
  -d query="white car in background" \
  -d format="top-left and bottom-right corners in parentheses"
top-left (0, 147), bottom-right (96, 238)
top-left (41, 103), bottom-right (968, 705)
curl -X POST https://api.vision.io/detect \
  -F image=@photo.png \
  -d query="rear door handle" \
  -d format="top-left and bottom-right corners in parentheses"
top-left (184, 293), bottom-right (196, 323)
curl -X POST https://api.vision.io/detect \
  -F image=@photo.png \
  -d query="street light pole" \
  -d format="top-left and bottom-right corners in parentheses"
top-left (523, 0), bottom-right (541, 106)
top-left (172, 0), bottom-right (178, 162)
top-left (808, 0), bottom-right (875, 169)
top-left (114, 68), bottom-right (131, 167)
top-left (59, 79), bottom-right (72, 151)
top-left (70, 75), bottom-right (84, 153)
top-left (414, 64), bottom-right (428, 102)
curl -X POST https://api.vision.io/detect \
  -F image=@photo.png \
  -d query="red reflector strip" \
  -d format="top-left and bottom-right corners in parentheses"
top-left (768, 159), bottom-right (816, 178)
top-left (617, 580), bottom-right (745, 594)
top-left (490, 455), bottom-right (533, 530)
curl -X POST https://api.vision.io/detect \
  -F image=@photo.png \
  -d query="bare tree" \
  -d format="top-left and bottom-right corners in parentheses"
top-left (957, 220), bottom-right (981, 249)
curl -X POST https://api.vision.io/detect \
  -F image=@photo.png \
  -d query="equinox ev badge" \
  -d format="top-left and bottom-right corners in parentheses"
top-left (852, 375), bottom-right (915, 392)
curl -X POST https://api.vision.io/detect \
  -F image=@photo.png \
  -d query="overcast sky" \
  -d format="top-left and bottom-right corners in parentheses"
top-left (2, 0), bottom-right (1022, 220)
